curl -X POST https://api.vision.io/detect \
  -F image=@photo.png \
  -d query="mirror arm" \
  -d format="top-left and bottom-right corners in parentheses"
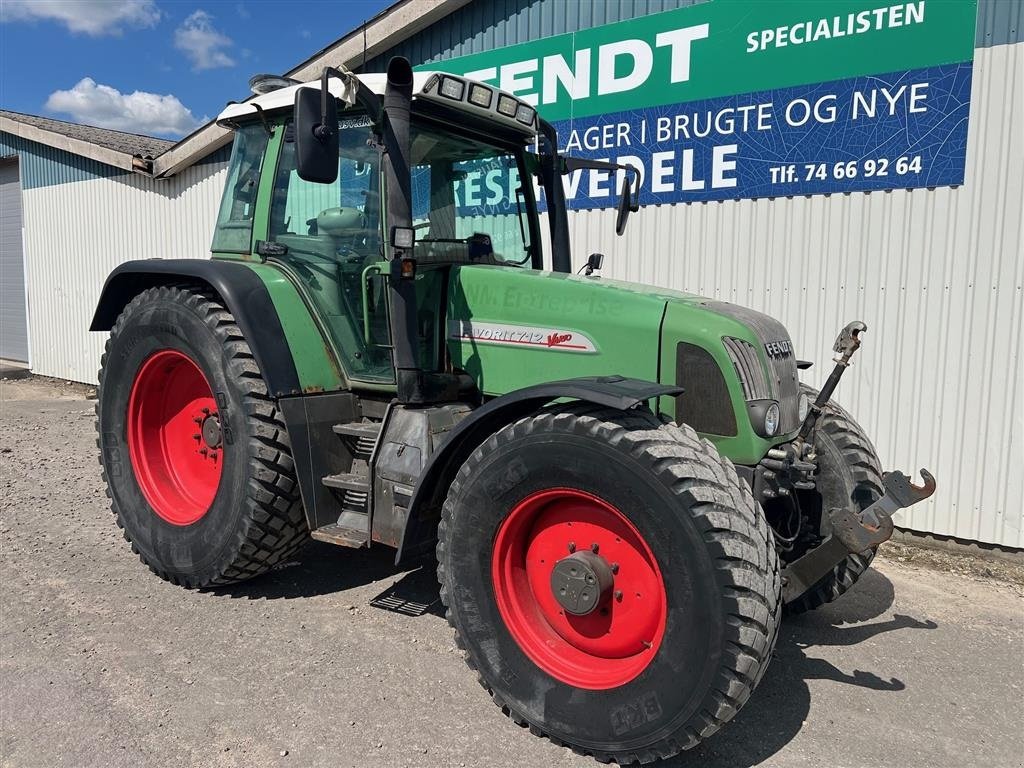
top-left (251, 104), bottom-right (272, 137)
top-left (561, 155), bottom-right (637, 182)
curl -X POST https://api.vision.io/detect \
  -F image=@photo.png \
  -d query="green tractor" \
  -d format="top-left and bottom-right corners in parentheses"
top-left (91, 58), bottom-right (934, 762)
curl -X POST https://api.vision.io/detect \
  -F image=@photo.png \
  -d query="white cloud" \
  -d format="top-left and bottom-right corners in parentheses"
top-left (0, 0), bottom-right (160, 36)
top-left (174, 10), bottom-right (235, 71)
top-left (45, 78), bottom-right (205, 137)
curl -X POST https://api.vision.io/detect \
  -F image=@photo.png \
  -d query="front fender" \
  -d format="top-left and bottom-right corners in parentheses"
top-left (395, 376), bottom-right (682, 565)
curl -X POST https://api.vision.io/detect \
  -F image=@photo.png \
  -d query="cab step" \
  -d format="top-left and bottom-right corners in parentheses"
top-left (321, 472), bottom-right (370, 493)
top-left (310, 523), bottom-right (368, 548)
top-left (332, 421), bottom-right (382, 439)
top-left (332, 421), bottom-right (381, 458)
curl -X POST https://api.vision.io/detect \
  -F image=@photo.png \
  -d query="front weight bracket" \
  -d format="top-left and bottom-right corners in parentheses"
top-left (782, 468), bottom-right (936, 603)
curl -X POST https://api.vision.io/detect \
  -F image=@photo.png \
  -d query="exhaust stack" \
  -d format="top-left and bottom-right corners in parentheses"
top-left (382, 57), bottom-right (423, 404)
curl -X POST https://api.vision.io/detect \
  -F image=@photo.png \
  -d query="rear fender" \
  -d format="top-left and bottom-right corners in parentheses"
top-left (395, 376), bottom-right (682, 565)
top-left (91, 259), bottom-right (321, 398)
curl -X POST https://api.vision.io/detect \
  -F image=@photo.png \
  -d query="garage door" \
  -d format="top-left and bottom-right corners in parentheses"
top-left (0, 158), bottom-right (29, 363)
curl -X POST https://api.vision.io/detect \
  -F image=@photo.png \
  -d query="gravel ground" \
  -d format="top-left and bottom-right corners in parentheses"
top-left (2, 375), bottom-right (1022, 768)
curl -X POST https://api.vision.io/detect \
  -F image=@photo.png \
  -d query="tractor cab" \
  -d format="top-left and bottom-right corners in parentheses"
top-left (213, 67), bottom-right (559, 392)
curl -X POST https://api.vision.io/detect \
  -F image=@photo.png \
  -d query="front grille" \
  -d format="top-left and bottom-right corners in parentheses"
top-left (705, 301), bottom-right (802, 435)
top-left (723, 337), bottom-right (771, 400)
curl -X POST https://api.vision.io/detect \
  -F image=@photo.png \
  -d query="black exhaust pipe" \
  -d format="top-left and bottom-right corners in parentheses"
top-left (382, 57), bottom-right (423, 404)
top-left (538, 119), bottom-right (572, 273)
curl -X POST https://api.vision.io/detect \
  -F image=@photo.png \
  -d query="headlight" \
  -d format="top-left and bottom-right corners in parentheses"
top-left (764, 402), bottom-right (780, 436)
top-left (515, 103), bottom-right (536, 125)
top-left (439, 76), bottom-right (465, 100)
top-left (798, 392), bottom-right (810, 422)
top-left (497, 94), bottom-right (518, 116)
top-left (468, 83), bottom-right (492, 107)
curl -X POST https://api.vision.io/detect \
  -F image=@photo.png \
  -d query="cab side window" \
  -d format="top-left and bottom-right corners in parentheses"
top-left (212, 125), bottom-right (269, 253)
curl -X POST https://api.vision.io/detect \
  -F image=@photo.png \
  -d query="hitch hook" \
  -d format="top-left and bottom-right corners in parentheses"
top-left (798, 319), bottom-right (867, 441)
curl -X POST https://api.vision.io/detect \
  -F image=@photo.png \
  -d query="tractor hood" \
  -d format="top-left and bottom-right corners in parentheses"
top-left (446, 265), bottom-right (800, 464)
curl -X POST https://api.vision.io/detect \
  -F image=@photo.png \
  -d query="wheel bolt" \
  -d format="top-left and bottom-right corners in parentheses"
top-left (610, 562), bottom-right (620, 574)
top-left (614, 590), bottom-right (623, 601)
top-left (567, 542), bottom-right (576, 553)
top-left (590, 542), bottom-right (599, 553)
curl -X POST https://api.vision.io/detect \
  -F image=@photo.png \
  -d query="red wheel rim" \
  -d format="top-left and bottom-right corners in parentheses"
top-left (491, 488), bottom-right (667, 690)
top-left (126, 350), bottom-right (223, 526)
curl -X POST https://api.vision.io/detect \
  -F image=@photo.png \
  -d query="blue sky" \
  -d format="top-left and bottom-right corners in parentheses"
top-left (0, 0), bottom-right (393, 138)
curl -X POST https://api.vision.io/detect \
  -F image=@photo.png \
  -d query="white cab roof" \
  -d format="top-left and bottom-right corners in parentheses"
top-left (216, 71), bottom-right (538, 137)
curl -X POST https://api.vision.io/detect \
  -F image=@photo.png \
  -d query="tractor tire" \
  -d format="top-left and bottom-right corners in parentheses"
top-left (437, 405), bottom-right (780, 764)
top-left (785, 384), bottom-right (884, 615)
top-left (96, 284), bottom-right (308, 588)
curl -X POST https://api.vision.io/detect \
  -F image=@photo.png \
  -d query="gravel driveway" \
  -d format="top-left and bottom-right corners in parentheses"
top-left (2, 374), bottom-right (1022, 768)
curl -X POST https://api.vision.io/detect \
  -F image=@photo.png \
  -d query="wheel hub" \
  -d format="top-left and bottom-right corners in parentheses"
top-left (200, 413), bottom-right (222, 449)
top-left (550, 550), bottom-right (613, 615)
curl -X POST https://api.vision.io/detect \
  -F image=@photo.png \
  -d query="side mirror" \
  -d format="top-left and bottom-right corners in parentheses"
top-left (583, 252), bottom-right (604, 276)
top-left (294, 86), bottom-right (338, 183)
top-left (615, 171), bottom-right (639, 236)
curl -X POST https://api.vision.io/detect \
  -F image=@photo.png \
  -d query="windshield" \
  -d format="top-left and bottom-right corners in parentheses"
top-left (408, 121), bottom-right (535, 266)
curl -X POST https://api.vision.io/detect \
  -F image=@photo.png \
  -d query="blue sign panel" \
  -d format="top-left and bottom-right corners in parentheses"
top-left (554, 62), bottom-right (972, 210)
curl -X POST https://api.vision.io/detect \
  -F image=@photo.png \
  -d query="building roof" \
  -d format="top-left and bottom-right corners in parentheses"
top-left (0, 109), bottom-right (175, 174)
top-left (0, 110), bottom-right (174, 159)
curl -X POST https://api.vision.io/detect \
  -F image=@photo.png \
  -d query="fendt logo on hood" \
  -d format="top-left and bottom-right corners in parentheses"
top-left (449, 321), bottom-right (598, 353)
top-left (764, 340), bottom-right (793, 359)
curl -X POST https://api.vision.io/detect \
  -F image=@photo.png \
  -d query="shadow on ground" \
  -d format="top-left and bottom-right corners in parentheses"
top-left (210, 540), bottom-right (409, 600)
top-left (214, 544), bottom-right (938, 766)
top-left (666, 567), bottom-right (938, 768)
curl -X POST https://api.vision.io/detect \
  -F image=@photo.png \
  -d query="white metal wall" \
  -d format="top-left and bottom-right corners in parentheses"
top-left (552, 42), bottom-right (1024, 548)
top-left (19, 160), bottom-right (227, 384)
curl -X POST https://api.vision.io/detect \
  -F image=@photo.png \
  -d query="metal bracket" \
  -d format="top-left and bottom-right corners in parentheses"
top-left (782, 468), bottom-right (936, 603)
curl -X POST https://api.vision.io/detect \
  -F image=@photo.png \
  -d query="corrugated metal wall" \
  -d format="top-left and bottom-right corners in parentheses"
top-left (0, 133), bottom-right (228, 382)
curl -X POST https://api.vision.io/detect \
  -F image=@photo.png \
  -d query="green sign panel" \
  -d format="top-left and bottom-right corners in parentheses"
top-left (429, 0), bottom-right (976, 121)
top-left (421, 0), bottom-right (977, 204)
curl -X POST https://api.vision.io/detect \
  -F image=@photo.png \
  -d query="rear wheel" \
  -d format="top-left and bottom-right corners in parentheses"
top-left (786, 385), bottom-right (884, 614)
top-left (97, 285), bottom-right (308, 588)
top-left (437, 406), bottom-right (780, 764)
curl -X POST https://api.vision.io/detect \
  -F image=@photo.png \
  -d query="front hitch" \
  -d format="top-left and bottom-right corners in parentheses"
top-left (782, 468), bottom-right (937, 603)
top-left (798, 320), bottom-right (867, 442)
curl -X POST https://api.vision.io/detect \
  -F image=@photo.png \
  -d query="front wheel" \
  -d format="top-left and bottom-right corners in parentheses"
top-left (437, 406), bottom-right (780, 764)
top-left (97, 285), bottom-right (308, 588)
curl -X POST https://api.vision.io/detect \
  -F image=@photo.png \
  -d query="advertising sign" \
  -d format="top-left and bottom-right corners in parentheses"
top-left (423, 0), bottom-right (977, 210)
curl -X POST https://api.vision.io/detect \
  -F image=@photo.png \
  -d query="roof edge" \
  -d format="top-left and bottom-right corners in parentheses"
top-left (152, 0), bottom-right (470, 178)
top-left (0, 115), bottom-right (144, 174)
